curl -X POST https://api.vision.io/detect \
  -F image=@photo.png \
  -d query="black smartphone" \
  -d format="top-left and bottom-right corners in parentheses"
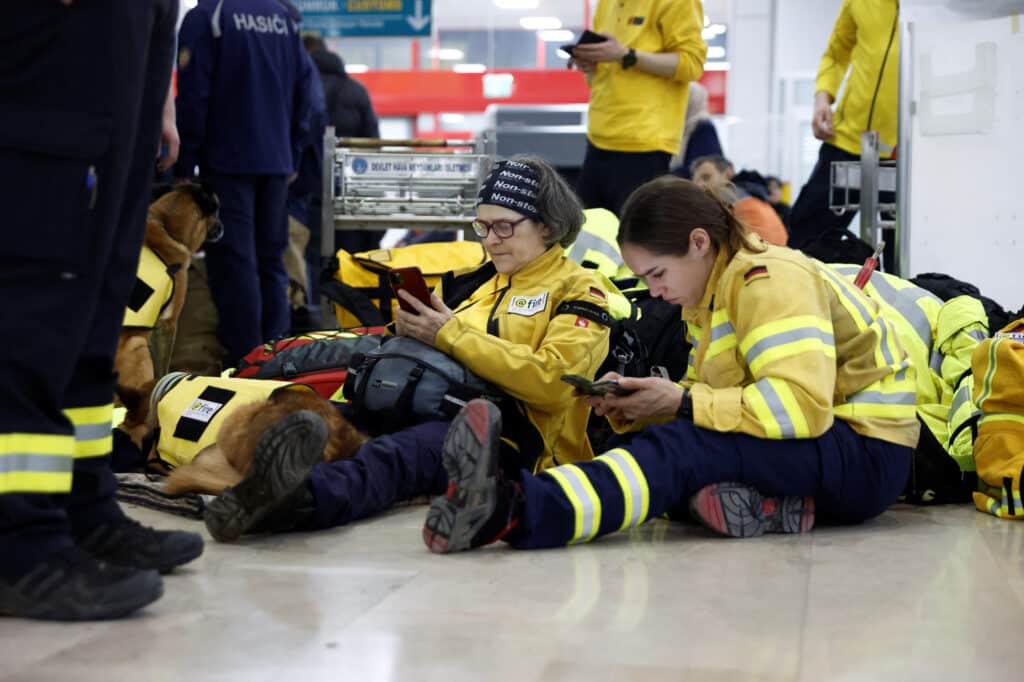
top-left (561, 374), bottom-right (630, 396)
top-left (561, 30), bottom-right (608, 57)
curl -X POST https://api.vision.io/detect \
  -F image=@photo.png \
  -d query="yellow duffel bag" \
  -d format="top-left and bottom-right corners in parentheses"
top-left (322, 241), bottom-right (489, 328)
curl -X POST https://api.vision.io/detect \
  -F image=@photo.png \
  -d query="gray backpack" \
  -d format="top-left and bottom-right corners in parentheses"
top-left (342, 336), bottom-right (504, 432)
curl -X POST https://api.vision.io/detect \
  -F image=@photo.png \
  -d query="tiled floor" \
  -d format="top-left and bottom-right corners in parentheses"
top-left (2, 503), bottom-right (1023, 681)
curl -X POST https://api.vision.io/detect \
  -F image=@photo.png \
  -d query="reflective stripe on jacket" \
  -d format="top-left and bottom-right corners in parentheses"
top-left (681, 245), bottom-right (918, 447)
top-left (970, 323), bottom-right (1024, 519)
top-left (565, 208), bottom-right (627, 279)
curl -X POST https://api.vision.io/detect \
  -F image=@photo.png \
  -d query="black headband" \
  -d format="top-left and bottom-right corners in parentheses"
top-left (476, 160), bottom-right (542, 222)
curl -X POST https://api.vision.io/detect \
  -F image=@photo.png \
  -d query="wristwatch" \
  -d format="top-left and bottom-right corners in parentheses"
top-left (621, 47), bottom-right (637, 70)
top-left (676, 387), bottom-right (693, 420)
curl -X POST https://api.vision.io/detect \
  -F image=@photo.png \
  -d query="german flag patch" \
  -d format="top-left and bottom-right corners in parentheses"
top-left (743, 265), bottom-right (769, 285)
top-left (588, 286), bottom-right (606, 300)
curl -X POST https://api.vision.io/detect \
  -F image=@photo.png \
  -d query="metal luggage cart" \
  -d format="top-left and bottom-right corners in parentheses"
top-left (319, 131), bottom-right (492, 261)
top-left (829, 131), bottom-right (900, 274)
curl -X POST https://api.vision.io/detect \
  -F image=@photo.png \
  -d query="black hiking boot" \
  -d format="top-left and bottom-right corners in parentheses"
top-left (78, 516), bottom-right (204, 574)
top-left (204, 410), bottom-right (327, 543)
top-left (0, 547), bottom-right (163, 621)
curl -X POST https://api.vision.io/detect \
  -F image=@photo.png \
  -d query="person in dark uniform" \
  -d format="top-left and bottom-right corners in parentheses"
top-left (0, 0), bottom-right (204, 621)
top-left (302, 34), bottom-right (385, 257)
top-left (176, 0), bottom-right (314, 366)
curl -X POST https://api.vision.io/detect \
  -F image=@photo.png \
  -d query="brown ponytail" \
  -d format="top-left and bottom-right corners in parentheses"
top-left (617, 175), bottom-right (764, 257)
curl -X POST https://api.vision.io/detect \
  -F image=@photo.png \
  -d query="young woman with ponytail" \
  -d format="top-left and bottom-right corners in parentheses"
top-left (423, 175), bottom-right (919, 552)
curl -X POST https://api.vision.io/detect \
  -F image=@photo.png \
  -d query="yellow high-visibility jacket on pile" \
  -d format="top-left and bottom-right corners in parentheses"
top-left (830, 266), bottom-right (989, 470)
top-left (123, 246), bottom-right (176, 329)
top-left (435, 245), bottom-right (612, 471)
top-left (150, 373), bottom-right (299, 469)
top-left (970, 321), bottom-right (1024, 519)
top-left (628, 244), bottom-right (919, 447)
top-left (565, 209), bottom-right (632, 280)
top-left (816, 0), bottom-right (900, 157)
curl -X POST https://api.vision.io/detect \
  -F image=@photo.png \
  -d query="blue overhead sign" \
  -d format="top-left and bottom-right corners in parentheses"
top-left (295, 0), bottom-right (432, 38)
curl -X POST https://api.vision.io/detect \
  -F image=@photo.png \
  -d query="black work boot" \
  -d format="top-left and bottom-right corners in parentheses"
top-left (204, 410), bottom-right (328, 543)
top-left (423, 399), bottom-right (522, 554)
top-left (0, 547), bottom-right (163, 621)
top-left (77, 517), bottom-right (204, 574)
top-left (689, 482), bottom-right (815, 538)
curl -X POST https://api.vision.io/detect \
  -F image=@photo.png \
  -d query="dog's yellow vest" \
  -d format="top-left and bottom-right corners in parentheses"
top-left (123, 246), bottom-right (176, 330)
top-left (153, 375), bottom-right (298, 469)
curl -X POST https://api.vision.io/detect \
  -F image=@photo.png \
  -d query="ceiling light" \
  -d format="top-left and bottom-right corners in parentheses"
top-left (430, 48), bottom-right (465, 60)
top-left (440, 113), bottom-right (466, 125)
top-left (707, 46), bottom-right (726, 59)
top-left (345, 63), bottom-right (369, 73)
top-left (704, 61), bottom-right (731, 71)
top-left (494, 0), bottom-right (540, 8)
top-left (520, 17), bottom-right (562, 30)
top-left (454, 63), bottom-right (487, 73)
top-left (539, 30), bottom-right (574, 42)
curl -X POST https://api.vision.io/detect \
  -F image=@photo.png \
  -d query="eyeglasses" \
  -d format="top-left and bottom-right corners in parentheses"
top-left (471, 215), bottom-right (528, 239)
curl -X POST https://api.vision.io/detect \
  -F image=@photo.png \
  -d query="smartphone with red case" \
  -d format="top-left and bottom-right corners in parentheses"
top-left (389, 266), bottom-right (432, 313)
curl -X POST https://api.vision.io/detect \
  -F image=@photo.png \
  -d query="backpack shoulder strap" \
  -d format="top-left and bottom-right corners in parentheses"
top-left (441, 262), bottom-right (498, 310)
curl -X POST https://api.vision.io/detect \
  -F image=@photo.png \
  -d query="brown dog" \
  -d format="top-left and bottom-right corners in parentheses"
top-left (164, 389), bottom-right (367, 496)
top-left (116, 184), bottom-right (222, 446)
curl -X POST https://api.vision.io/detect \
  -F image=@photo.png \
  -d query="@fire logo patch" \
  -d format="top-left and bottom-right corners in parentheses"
top-left (508, 292), bottom-right (549, 317)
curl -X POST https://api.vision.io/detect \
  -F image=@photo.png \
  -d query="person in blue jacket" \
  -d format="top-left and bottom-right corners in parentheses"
top-left (286, 48), bottom-right (328, 332)
top-left (0, 0), bottom-right (203, 622)
top-left (175, 0), bottom-right (314, 366)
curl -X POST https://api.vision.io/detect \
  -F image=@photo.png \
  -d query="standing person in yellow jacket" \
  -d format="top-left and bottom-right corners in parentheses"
top-left (200, 158), bottom-right (614, 542)
top-left (789, 0), bottom-right (900, 252)
top-left (571, 0), bottom-right (706, 216)
top-left (423, 176), bottom-right (918, 553)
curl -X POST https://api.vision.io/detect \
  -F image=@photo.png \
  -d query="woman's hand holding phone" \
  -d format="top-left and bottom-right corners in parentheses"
top-left (394, 290), bottom-right (454, 346)
top-left (583, 373), bottom-right (687, 422)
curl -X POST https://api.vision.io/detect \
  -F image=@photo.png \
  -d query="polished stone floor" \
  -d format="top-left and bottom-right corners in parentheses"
top-left (2, 503), bottom-right (1023, 682)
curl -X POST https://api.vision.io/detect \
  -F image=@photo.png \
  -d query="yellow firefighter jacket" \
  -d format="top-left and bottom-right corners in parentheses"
top-left (123, 245), bottom-right (176, 330)
top-left (678, 245), bottom-right (919, 447)
top-left (588, 0), bottom-right (707, 155)
top-left (816, 0), bottom-right (900, 157)
top-left (970, 321), bottom-right (1024, 519)
top-left (830, 267), bottom-right (988, 469)
top-left (434, 245), bottom-right (612, 472)
top-left (565, 208), bottom-right (630, 280)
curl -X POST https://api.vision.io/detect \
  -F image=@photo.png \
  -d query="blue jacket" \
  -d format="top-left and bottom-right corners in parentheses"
top-left (286, 50), bottom-right (328, 222)
top-left (175, 0), bottom-right (312, 177)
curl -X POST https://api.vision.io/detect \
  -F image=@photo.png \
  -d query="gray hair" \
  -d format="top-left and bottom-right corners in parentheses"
top-left (506, 155), bottom-right (583, 248)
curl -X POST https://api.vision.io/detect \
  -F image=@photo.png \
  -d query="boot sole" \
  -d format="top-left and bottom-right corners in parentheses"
top-left (423, 400), bottom-right (500, 554)
top-left (690, 482), bottom-right (815, 538)
top-left (205, 410), bottom-right (327, 543)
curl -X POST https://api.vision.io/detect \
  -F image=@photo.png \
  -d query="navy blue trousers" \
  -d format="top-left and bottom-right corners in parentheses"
top-left (576, 142), bottom-right (671, 217)
top-left (202, 173), bottom-right (290, 367)
top-left (0, 0), bottom-right (176, 575)
top-left (512, 418), bottom-right (912, 549)
top-left (306, 421), bottom-right (450, 529)
top-left (788, 143), bottom-right (859, 250)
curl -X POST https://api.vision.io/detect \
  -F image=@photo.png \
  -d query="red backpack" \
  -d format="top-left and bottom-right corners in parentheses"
top-left (235, 329), bottom-right (386, 399)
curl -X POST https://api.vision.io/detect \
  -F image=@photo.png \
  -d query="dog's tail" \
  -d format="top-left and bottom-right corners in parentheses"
top-left (165, 445), bottom-right (243, 496)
